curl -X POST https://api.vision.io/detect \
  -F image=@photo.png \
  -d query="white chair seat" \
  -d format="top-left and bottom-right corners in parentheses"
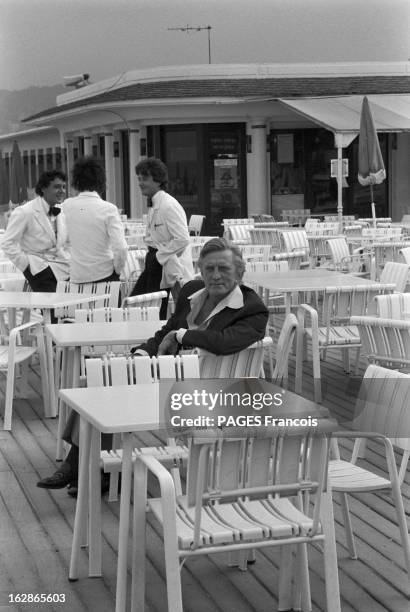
top-left (0, 345), bottom-right (37, 367)
top-left (304, 325), bottom-right (360, 346)
top-left (148, 495), bottom-right (311, 549)
top-left (329, 459), bottom-right (391, 491)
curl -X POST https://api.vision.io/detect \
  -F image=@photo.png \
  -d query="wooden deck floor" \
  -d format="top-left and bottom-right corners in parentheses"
top-left (0, 350), bottom-right (409, 612)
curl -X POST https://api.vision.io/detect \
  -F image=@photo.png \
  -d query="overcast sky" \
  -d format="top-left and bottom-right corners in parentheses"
top-left (1, 0), bottom-right (409, 91)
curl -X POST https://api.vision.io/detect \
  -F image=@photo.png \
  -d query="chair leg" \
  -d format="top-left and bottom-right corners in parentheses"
top-left (278, 545), bottom-right (294, 611)
top-left (320, 490), bottom-right (341, 612)
top-left (311, 336), bottom-right (322, 403)
top-left (4, 359), bottom-right (16, 430)
top-left (339, 492), bottom-right (357, 559)
top-left (131, 461), bottom-right (148, 611)
top-left (390, 479), bottom-right (410, 576)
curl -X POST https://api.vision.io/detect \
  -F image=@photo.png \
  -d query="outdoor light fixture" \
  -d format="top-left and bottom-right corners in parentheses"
top-left (63, 73), bottom-right (90, 88)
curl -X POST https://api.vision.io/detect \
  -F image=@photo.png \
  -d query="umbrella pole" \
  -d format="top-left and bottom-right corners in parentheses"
top-left (370, 184), bottom-right (376, 227)
top-left (337, 146), bottom-right (343, 233)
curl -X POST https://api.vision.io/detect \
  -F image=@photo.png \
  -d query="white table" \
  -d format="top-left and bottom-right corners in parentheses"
top-left (60, 381), bottom-right (331, 611)
top-left (60, 384), bottom-right (166, 609)
top-left (0, 292), bottom-right (110, 416)
top-left (244, 269), bottom-right (386, 314)
top-left (46, 319), bottom-right (165, 457)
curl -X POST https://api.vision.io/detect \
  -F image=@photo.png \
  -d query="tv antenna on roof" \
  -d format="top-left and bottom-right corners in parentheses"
top-left (167, 25), bottom-right (212, 64)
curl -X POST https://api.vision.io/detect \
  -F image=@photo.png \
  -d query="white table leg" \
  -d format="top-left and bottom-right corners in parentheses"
top-left (69, 418), bottom-right (91, 581)
top-left (88, 427), bottom-right (102, 577)
top-left (115, 433), bottom-right (134, 612)
top-left (43, 310), bottom-right (55, 417)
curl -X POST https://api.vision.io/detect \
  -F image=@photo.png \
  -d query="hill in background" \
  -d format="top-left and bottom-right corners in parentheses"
top-left (0, 85), bottom-right (65, 135)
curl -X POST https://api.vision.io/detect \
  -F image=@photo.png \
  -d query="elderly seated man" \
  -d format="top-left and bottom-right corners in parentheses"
top-left (37, 237), bottom-right (268, 495)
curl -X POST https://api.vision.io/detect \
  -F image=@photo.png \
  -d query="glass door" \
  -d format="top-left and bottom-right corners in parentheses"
top-left (206, 124), bottom-right (247, 234)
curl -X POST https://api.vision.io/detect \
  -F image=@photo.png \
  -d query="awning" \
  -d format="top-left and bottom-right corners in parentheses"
top-left (279, 94), bottom-right (410, 136)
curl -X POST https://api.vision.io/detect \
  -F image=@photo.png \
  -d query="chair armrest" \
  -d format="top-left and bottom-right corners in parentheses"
top-left (9, 319), bottom-right (44, 344)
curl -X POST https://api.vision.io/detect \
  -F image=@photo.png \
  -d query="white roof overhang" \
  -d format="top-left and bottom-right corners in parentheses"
top-left (278, 94), bottom-right (410, 148)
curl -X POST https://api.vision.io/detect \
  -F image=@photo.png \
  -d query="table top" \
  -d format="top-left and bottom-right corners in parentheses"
top-left (0, 291), bottom-right (111, 309)
top-left (59, 380), bottom-right (331, 434)
top-left (244, 269), bottom-right (384, 292)
top-left (46, 319), bottom-right (165, 346)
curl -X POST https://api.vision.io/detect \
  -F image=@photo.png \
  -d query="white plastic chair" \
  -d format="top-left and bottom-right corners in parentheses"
top-left (55, 280), bottom-right (121, 321)
top-left (378, 261), bottom-right (410, 292)
top-left (280, 230), bottom-right (310, 267)
top-left (295, 283), bottom-right (395, 402)
top-left (374, 292), bottom-right (410, 319)
top-left (0, 319), bottom-right (47, 430)
top-left (131, 421), bottom-right (340, 612)
top-left (351, 315), bottom-right (410, 371)
top-left (188, 214), bottom-right (205, 236)
top-left (88, 353), bottom-right (200, 501)
top-left (329, 364), bottom-right (410, 576)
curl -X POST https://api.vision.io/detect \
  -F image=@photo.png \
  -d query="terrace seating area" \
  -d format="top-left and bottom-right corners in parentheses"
top-left (1, 210), bottom-right (410, 611)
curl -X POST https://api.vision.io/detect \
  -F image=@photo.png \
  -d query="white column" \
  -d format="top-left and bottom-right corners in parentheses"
top-left (65, 138), bottom-right (74, 197)
top-left (128, 126), bottom-right (144, 218)
top-left (246, 119), bottom-right (269, 216)
top-left (103, 132), bottom-right (115, 203)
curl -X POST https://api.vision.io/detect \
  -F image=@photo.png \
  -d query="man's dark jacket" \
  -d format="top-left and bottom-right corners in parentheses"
top-left (137, 279), bottom-right (268, 356)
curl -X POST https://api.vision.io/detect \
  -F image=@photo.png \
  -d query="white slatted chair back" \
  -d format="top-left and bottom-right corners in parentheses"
top-left (304, 218), bottom-right (319, 230)
top-left (122, 290), bottom-right (168, 309)
top-left (361, 227), bottom-right (402, 247)
top-left (0, 261), bottom-right (19, 273)
top-left (0, 278), bottom-right (29, 292)
top-left (226, 224), bottom-right (252, 244)
top-left (74, 306), bottom-right (160, 323)
top-left (374, 292), bottom-right (410, 319)
top-left (379, 261), bottom-right (410, 292)
top-left (248, 228), bottom-right (282, 249)
top-left (55, 281), bottom-right (121, 320)
top-left (281, 208), bottom-right (311, 226)
top-left (247, 260), bottom-right (288, 274)
top-left (188, 214), bottom-right (205, 236)
top-left (344, 225), bottom-right (363, 239)
top-left (373, 242), bottom-right (410, 278)
top-left (399, 246), bottom-right (410, 265)
top-left (271, 250), bottom-right (305, 270)
top-left (239, 244), bottom-right (272, 262)
top-left (326, 236), bottom-right (350, 265)
top-left (190, 235), bottom-right (214, 245)
top-left (197, 337), bottom-right (273, 379)
top-left (324, 283), bottom-right (395, 324)
top-left (280, 230), bottom-right (310, 264)
top-left (307, 222), bottom-right (339, 236)
top-left (85, 353), bottom-right (200, 387)
top-left (351, 316), bottom-right (410, 372)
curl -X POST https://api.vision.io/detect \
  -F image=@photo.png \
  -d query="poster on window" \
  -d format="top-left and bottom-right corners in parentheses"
top-left (277, 134), bottom-right (294, 164)
top-left (214, 158), bottom-right (238, 189)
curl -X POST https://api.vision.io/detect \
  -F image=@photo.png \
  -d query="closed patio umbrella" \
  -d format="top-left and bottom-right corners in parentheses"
top-left (9, 140), bottom-right (28, 205)
top-left (0, 150), bottom-right (9, 206)
top-left (358, 96), bottom-right (386, 227)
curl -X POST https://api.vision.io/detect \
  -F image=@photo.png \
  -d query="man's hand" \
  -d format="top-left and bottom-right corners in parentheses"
top-left (158, 331), bottom-right (179, 356)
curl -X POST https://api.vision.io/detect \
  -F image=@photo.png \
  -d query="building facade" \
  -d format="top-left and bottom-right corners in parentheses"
top-left (1, 62), bottom-right (410, 234)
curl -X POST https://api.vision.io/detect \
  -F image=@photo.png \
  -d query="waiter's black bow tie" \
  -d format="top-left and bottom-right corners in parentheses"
top-left (48, 206), bottom-right (61, 217)
top-left (147, 197), bottom-right (153, 208)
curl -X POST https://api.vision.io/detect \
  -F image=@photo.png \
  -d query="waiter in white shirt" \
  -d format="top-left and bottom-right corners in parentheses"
top-left (129, 157), bottom-right (193, 318)
top-left (1, 170), bottom-right (70, 292)
top-left (62, 157), bottom-right (127, 284)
